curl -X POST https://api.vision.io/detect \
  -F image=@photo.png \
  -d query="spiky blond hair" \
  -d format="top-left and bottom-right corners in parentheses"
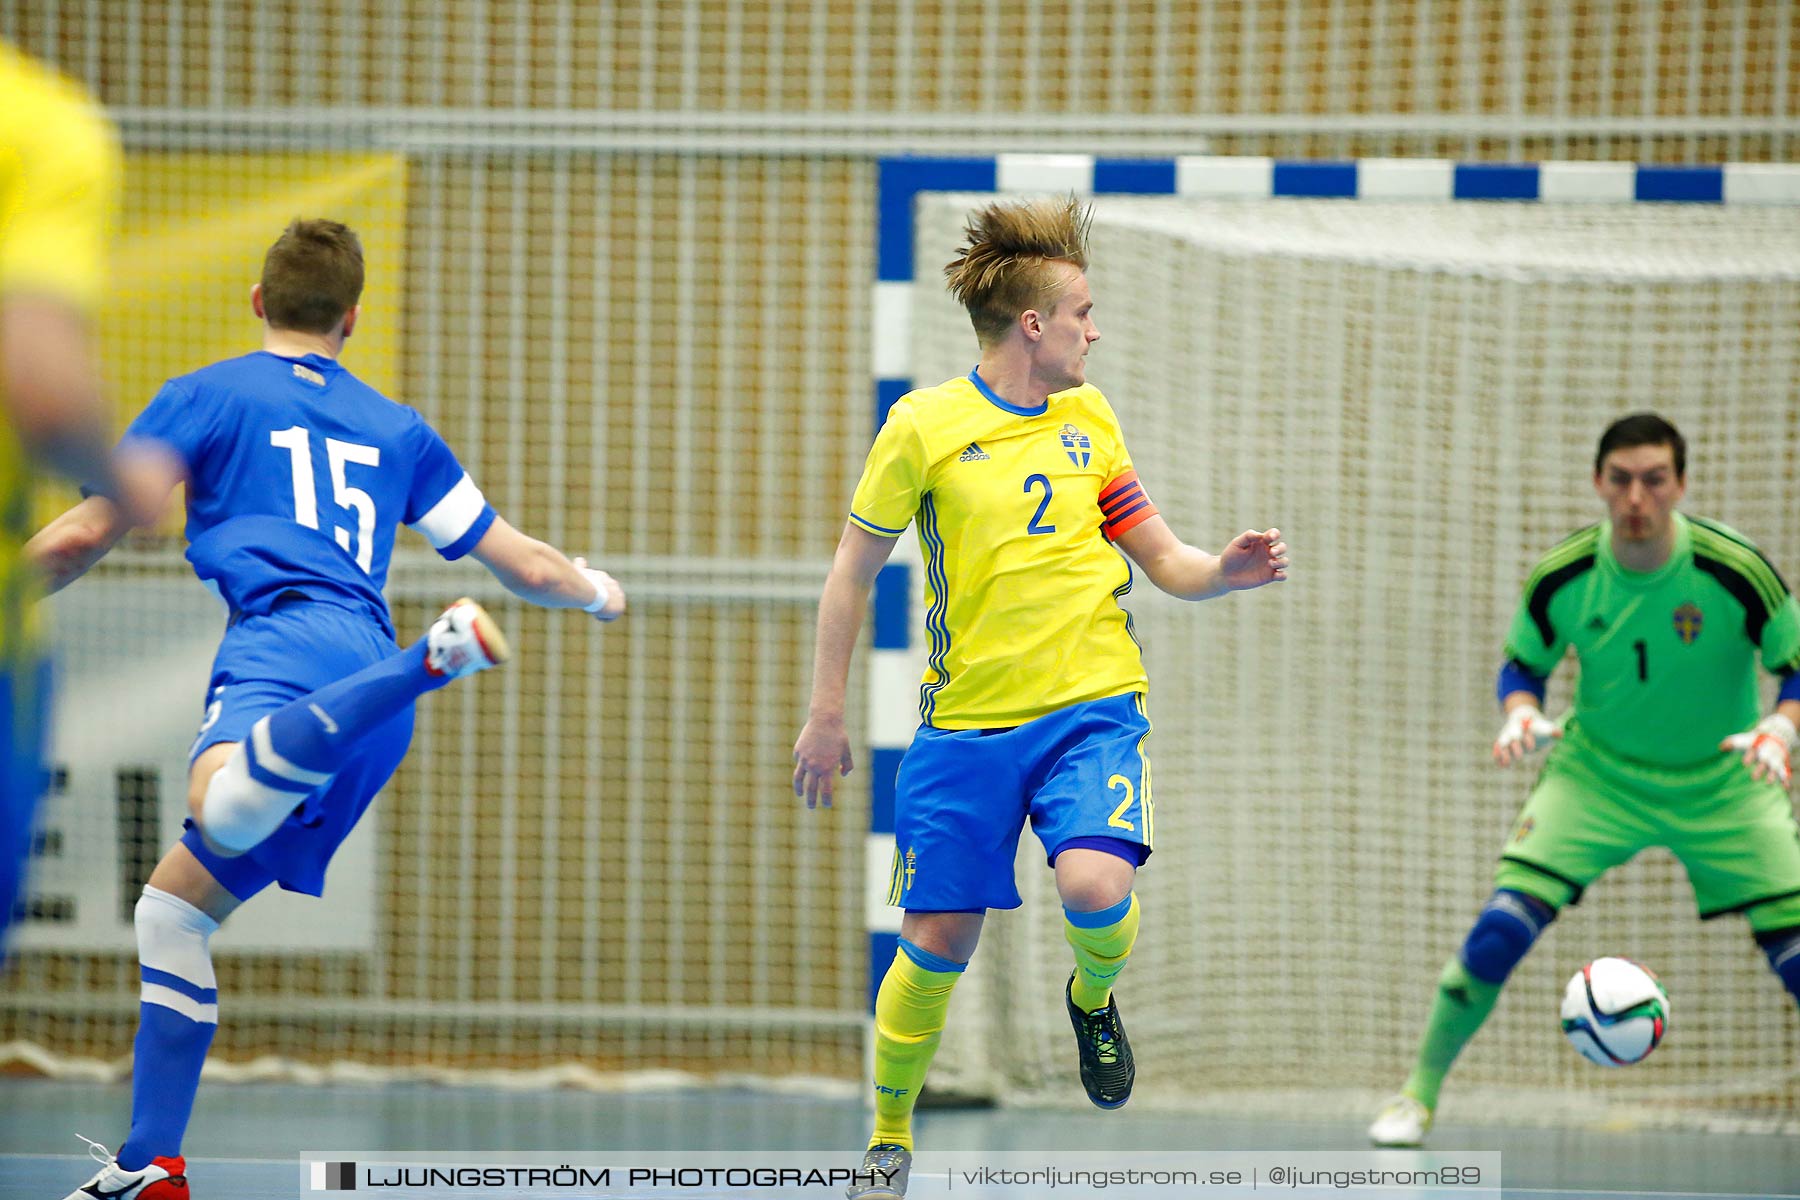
top-left (943, 195), bottom-right (1092, 345)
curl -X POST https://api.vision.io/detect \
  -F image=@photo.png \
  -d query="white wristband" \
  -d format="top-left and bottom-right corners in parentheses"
top-left (579, 567), bottom-right (613, 616)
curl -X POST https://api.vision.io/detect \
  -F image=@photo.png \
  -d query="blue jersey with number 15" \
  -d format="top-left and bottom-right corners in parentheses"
top-left (125, 351), bottom-right (496, 634)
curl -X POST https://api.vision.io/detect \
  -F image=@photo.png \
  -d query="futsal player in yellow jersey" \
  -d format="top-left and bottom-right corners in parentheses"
top-left (794, 197), bottom-right (1288, 1199)
top-left (0, 41), bottom-right (160, 952)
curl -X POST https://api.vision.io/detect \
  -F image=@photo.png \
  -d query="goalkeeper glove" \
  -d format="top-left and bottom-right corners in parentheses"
top-left (1493, 704), bottom-right (1560, 766)
top-left (1719, 713), bottom-right (1797, 786)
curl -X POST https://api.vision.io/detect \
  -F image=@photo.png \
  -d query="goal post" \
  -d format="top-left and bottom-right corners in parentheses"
top-left (872, 154), bottom-right (1800, 1128)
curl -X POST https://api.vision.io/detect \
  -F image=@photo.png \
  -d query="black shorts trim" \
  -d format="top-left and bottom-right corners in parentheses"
top-left (1700, 887), bottom-right (1800, 921)
top-left (1499, 854), bottom-right (1586, 906)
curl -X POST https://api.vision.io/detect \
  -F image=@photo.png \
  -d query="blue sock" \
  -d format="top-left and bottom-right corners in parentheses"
top-left (118, 888), bottom-right (220, 1169)
top-left (1757, 928), bottom-right (1800, 1007)
top-left (262, 641), bottom-right (442, 777)
top-left (118, 1003), bottom-right (216, 1169)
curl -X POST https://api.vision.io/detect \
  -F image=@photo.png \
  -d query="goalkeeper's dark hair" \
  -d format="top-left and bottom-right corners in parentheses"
top-left (1595, 412), bottom-right (1685, 478)
top-left (261, 218), bottom-right (364, 334)
top-left (943, 195), bottom-right (1092, 346)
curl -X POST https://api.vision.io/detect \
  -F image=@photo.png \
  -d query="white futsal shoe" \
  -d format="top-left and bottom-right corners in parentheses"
top-left (424, 597), bottom-right (511, 679)
top-left (63, 1136), bottom-right (189, 1198)
top-left (1368, 1093), bottom-right (1433, 1147)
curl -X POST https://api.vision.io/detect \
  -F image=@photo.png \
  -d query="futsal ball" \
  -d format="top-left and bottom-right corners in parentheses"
top-left (1559, 957), bottom-right (1670, 1066)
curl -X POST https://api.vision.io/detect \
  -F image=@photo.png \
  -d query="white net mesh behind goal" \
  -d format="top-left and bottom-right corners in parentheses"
top-left (909, 194), bottom-right (1800, 1127)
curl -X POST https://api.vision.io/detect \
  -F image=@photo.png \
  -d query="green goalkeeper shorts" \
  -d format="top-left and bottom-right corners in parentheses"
top-left (1494, 726), bottom-right (1800, 932)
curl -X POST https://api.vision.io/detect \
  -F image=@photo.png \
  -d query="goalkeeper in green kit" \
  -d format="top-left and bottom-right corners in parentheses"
top-left (1371, 413), bottom-right (1800, 1147)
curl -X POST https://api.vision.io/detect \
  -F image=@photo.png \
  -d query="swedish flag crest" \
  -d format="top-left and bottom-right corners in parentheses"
top-left (1672, 602), bottom-right (1703, 644)
top-left (1059, 424), bottom-right (1091, 467)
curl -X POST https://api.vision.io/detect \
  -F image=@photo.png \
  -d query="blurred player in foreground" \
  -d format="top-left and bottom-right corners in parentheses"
top-left (794, 196), bottom-right (1287, 1199)
top-left (1371, 413), bottom-right (1800, 1147)
top-left (0, 40), bottom-right (171, 954)
top-left (33, 218), bottom-right (626, 1199)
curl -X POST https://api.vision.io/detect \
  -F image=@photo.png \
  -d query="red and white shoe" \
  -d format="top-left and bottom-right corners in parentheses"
top-left (64, 1137), bottom-right (188, 1199)
top-left (424, 597), bottom-right (511, 679)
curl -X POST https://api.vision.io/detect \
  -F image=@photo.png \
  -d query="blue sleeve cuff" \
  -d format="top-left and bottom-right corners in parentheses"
top-left (1779, 670), bottom-right (1800, 707)
top-left (437, 504), bottom-right (497, 561)
top-left (848, 511), bottom-right (906, 537)
top-left (1497, 658), bottom-right (1548, 705)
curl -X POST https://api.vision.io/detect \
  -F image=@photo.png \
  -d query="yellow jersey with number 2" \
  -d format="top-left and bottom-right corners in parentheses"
top-left (850, 369), bottom-right (1158, 729)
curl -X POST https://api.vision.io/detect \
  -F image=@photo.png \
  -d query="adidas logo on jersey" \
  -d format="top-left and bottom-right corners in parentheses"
top-left (958, 442), bottom-right (990, 462)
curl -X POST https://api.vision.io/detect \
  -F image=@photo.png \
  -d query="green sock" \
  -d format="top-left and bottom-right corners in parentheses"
top-left (1402, 955), bottom-right (1504, 1111)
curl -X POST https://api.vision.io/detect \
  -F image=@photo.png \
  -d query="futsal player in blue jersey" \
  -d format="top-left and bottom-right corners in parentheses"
top-left (29, 219), bottom-right (626, 1200)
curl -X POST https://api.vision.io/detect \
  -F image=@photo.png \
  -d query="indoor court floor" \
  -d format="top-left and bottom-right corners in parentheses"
top-left (2, 1079), bottom-right (1797, 1199)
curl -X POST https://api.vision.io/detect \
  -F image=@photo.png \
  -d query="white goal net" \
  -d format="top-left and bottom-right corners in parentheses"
top-left (909, 193), bottom-right (1800, 1129)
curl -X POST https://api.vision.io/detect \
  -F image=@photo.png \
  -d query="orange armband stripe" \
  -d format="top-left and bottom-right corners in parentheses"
top-left (1099, 471), bottom-right (1157, 540)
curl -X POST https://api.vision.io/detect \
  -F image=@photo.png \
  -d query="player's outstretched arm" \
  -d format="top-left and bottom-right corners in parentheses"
top-left (468, 517), bottom-right (625, 621)
top-left (25, 443), bottom-right (182, 595)
top-left (1114, 514), bottom-right (1287, 601)
top-left (793, 522), bottom-right (898, 809)
top-left (27, 496), bottom-right (129, 594)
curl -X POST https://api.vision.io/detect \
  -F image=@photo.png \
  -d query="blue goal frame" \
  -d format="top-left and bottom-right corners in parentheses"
top-left (860, 153), bottom-right (1800, 1020)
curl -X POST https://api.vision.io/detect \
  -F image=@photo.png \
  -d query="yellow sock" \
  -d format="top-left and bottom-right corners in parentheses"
top-left (1065, 892), bottom-right (1140, 1012)
top-left (869, 943), bottom-right (963, 1151)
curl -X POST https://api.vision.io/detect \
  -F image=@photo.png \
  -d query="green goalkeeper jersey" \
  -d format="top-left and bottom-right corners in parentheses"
top-left (1504, 512), bottom-right (1800, 769)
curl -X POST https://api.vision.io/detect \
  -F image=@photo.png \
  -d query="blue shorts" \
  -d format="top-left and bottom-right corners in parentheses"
top-left (180, 599), bottom-right (413, 901)
top-left (1, 660), bottom-right (51, 948)
top-left (889, 692), bottom-right (1154, 912)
